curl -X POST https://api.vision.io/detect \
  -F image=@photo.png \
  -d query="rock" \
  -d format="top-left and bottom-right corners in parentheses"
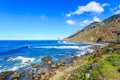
top-left (41, 75), bottom-right (45, 79)
top-left (33, 75), bottom-right (39, 80)
top-left (34, 64), bottom-right (41, 69)
top-left (41, 56), bottom-right (52, 62)
top-left (57, 58), bottom-right (65, 67)
top-left (0, 71), bottom-right (14, 80)
top-left (19, 70), bottom-right (25, 77)
top-left (40, 61), bottom-right (51, 69)
top-left (31, 62), bottom-right (36, 67)
top-left (29, 70), bottom-right (34, 80)
top-left (38, 70), bottom-right (41, 75)
top-left (47, 60), bottom-right (54, 65)
top-left (41, 68), bottom-right (49, 75)
top-left (60, 58), bottom-right (65, 64)
top-left (85, 73), bottom-right (90, 78)
top-left (12, 74), bottom-right (20, 79)
top-left (51, 64), bottom-right (57, 68)
top-left (57, 62), bottom-right (61, 66)
top-left (23, 46), bottom-right (31, 48)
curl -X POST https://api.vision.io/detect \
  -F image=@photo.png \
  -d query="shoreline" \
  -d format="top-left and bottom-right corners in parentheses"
top-left (0, 43), bottom-right (108, 80)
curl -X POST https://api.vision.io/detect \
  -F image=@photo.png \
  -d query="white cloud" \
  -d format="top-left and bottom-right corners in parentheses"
top-left (66, 20), bottom-right (75, 25)
top-left (66, 1), bottom-right (108, 17)
top-left (119, 5), bottom-right (120, 8)
top-left (93, 16), bottom-right (101, 22)
top-left (80, 20), bottom-right (92, 26)
top-left (110, 7), bottom-right (118, 12)
top-left (102, 3), bottom-right (110, 7)
top-left (110, 5), bottom-right (120, 12)
top-left (80, 16), bottom-right (101, 26)
top-left (66, 13), bottom-right (71, 17)
top-left (114, 10), bottom-right (120, 14)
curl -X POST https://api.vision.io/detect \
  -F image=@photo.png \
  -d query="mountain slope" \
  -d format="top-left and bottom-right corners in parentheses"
top-left (65, 14), bottom-right (120, 43)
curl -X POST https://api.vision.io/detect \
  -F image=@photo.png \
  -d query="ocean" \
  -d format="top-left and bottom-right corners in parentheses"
top-left (0, 40), bottom-right (96, 73)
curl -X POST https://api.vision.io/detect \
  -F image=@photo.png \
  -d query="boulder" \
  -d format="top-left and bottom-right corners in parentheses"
top-left (51, 64), bottom-right (57, 68)
top-left (41, 56), bottom-right (52, 62)
top-left (47, 60), bottom-right (54, 65)
top-left (60, 58), bottom-right (65, 64)
top-left (0, 71), bottom-right (14, 80)
top-left (12, 74), bottom-right (20, 79)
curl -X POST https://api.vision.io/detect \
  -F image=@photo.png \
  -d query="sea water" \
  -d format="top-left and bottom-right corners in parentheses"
top-left (0, 40), bottom-right (96, 73)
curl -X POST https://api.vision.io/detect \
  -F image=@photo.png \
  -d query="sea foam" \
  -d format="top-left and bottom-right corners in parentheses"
top-left (7, 56), bottom-right (35, 64)
top-left (31, 45), bottom-right (92, 50)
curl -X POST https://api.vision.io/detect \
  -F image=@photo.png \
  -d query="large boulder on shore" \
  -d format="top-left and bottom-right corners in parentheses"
top-left (57, 58), bottom-right (65, 66)
top-left (41, 56), bottom-right (52, 62)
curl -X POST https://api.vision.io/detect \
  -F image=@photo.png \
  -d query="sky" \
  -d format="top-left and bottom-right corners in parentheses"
top-left (0, 0), bottom-right (120, 40)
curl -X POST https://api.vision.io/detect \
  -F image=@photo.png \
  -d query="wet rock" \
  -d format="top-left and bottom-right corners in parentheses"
top-left (41, 56), bottom-right (52, 62)
top-left (57, 58), bottom-right (65, 66)
top-left (60, 58), bottom-right (65, 64)
top-left (0, 71), bottom-right (14, 80)
top-left (19, 70), bottom-right (25, 77)
top-left (12, 74), bottom-right (20, 79)
top-left (40, 61), bottom-right (51, 69)
top-left (31, 62), bottom-right (36, 67)
top-left (23, 46), bottom-right (31, 48)
top-left (29, 70), bottom-right (34, 80)
top-left (34, 64), bottom-right (41, 69)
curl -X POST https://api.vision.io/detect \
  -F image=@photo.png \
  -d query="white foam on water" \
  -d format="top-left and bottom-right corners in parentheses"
top-left (7, 56), bottom-right (35, 64)
top-left (32, 45), bottom-right (92, 50)
top-left (8, 66), bottom-right (20, 71)
top-left (76, 48), bottom-right (94, 57)
top-left (1, 56), bottom-right (35, 72)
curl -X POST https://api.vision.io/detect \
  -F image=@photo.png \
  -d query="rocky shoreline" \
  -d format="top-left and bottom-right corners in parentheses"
top-left (0, 44), bottom-right (107, 80)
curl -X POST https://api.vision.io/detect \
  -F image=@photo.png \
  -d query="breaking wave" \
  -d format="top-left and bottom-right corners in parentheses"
top-left (31, 45), bottom-right (92, 50)
top-left (6, 56), bottom-right (35, 64)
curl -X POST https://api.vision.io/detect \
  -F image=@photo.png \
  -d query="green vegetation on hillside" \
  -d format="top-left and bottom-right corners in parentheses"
top-left (60, 44), bottom-right (120, 80)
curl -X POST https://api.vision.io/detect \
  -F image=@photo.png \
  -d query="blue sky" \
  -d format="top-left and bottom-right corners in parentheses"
top-left (0, 0), bottom-right (120, 40)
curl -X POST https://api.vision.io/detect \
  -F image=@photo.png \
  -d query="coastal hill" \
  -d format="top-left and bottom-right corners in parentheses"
top-left (64, 14), bottom-right (120, 43)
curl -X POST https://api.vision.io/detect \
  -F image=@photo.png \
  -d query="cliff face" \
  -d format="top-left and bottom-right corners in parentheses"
top-left (65, 14), bottom-right (120, 43)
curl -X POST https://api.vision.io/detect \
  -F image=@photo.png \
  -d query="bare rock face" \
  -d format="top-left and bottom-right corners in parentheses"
top-left (65, 14), bottom-right (120, 43)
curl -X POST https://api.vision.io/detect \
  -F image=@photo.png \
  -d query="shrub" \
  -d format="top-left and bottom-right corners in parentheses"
top-left (117, 68), bottom-right (120, 73)
top-left (91, 70), bottom-right (99, 79)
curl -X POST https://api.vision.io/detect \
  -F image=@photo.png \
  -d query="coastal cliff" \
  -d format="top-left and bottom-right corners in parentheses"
top-left (65, 14), bottom-right (120, 43)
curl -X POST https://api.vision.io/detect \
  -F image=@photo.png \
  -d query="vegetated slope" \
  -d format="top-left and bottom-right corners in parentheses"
top-left (59, 44), bottom-right (120, 80)
top-left (65, 14), bottom-right (120, 43)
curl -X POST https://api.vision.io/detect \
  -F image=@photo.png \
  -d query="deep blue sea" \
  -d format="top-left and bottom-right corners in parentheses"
top-left (0, 40), bottom-right (96, 72)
